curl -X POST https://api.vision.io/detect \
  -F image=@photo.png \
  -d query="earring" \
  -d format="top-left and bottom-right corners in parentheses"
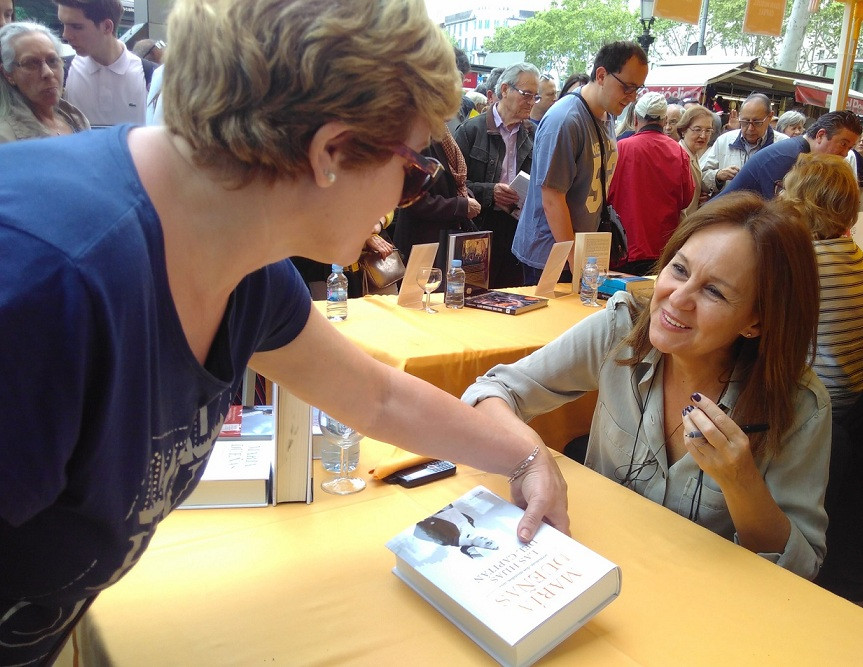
top-left (744, 332), bottom-right (753, 338)
top-left (325, 170), bottom-right (336, 184)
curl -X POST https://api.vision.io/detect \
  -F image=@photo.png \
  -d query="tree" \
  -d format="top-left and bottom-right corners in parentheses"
top-left (482, 0), bottom-right (640, 76)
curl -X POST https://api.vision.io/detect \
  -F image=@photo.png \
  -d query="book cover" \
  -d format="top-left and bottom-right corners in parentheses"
top-left (180, 439), bottom-right (273, 509)
top-left (464, 290), bottom-right (548, 315)
top-left (386, 486), bottom-right (621, 667)
top-left (447, 231), bottom-right (492, 290)
top-left (218, 404), bottom-right (243, 437)
top-left (237, 406), bottom-right (275, 440)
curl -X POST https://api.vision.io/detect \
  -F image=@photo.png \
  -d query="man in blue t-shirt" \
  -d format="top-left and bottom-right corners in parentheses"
top-left (719, 110), bottom-right (862, 200)
top-left (512, 41), bottom-right (648, 285)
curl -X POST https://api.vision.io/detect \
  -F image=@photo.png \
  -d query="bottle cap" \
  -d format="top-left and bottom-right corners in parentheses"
top-left (451, 260), bottom-right (462, 268)
top-left (586, 257), bottom-right (597, 264)
top-left (331, 264), bottom-right (343, 271)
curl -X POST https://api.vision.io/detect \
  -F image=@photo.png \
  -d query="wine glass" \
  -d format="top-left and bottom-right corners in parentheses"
top-left (318, 411), bottom-right (365, 495)
top-left (416, 267), bottom-right (442, 314)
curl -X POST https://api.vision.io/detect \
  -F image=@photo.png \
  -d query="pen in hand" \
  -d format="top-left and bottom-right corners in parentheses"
top-left (686, 423), bottom-right (769, 439)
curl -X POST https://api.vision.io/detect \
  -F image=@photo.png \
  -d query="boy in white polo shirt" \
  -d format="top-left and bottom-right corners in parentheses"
top-left (56, 0), bottom-right (148, 125)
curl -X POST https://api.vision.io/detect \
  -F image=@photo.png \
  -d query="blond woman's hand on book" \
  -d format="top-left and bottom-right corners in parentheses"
top-left (471, 397), bottom-right (570, 541)
top-left (510, 443), bottom-right (570, 541)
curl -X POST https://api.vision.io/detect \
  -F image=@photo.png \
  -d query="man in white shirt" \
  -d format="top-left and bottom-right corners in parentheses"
top-left (699, 92), bottom-right (786, 195)
top-left (56, 0), bottom-right (148, 125)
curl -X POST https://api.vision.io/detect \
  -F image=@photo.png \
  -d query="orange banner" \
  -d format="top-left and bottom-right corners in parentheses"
top-left (653, 0), bottom-right (703, 25)
top-left (743, 0), bottom-right (786, 36)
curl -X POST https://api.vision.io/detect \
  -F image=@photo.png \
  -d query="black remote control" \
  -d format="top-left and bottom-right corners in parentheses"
top-left (384, 460), bottom-right (456, 488)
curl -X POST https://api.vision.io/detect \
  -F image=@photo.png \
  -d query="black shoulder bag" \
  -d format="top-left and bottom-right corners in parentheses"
top-left (572, 93), bottom-right (628, 266)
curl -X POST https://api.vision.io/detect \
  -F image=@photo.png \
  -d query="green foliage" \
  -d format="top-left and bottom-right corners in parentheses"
top-left (483, 0), bottom-right (640, 75)
top-left (801, 0), bottom-right (850, 68)
top-left (14, 0), bottom-right (62, 32)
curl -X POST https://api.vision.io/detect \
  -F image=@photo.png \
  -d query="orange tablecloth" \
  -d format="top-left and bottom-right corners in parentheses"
top-left (78, 439), bottom-right (863, 665)
top-left (314, 288), bottom-right (597, 451)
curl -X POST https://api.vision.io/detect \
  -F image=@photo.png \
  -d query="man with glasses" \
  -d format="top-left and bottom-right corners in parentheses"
top-left (529, 74), bottom-right (558, 125)
top-left (718, 110), bottom-right (863, 200)
top-left (512, 41), bottom-right (647, 285)
top-left (454, 62), bottom-right (539, 288)
top-left (700, 92), bottom-right (786, 195)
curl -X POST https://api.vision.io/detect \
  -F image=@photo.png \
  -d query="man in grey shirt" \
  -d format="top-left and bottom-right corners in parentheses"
top-left (512, 41), bottom-right (647, 285)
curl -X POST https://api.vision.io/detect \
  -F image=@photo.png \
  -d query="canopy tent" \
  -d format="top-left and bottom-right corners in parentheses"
top-left (643, 56), bottom-right (850, 115)
top-left (795, 79), bottom-right (863, 114)
top-left (643, 57), bottom-right (765, 101)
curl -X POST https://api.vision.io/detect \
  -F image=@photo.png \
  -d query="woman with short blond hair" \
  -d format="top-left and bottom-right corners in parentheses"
top-left (0, 0), bottom-right (569, 662)
top-left (781, 152), bottom-right (863, 417)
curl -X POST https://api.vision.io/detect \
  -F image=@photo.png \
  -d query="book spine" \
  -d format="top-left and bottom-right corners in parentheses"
top-left (467, 303), bottom-right (516, 315)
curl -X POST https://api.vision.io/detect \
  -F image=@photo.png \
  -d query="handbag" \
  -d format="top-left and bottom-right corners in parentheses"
top-left (358, 247), bottom-right (405, 290)
top-left (572, 93), bottom-right (629, 266)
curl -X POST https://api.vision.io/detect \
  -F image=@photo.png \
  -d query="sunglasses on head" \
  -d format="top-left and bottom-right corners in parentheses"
top-left (390, 144), bottom-right (443, 207)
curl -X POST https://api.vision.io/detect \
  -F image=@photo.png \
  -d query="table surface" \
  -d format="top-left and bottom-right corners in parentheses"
top-left (81, 439), bottom-right (863, 666)
top-left (313, 287), bottom-right (597, 450)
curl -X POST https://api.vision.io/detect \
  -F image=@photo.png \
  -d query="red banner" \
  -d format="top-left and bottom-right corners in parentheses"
top-left (795, 83), bottom-right (863, 114)
top-left (644, 85), bottom-right (704, 101)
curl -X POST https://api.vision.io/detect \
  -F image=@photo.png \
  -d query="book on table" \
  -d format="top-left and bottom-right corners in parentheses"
top-left (386, 485), bottom-right (621, 667)
top-left (447, 230), bottom-right (492, 291)
top-left (180, 438), bottom-right (273, 509)
top-left (463, 290), bottom-right (548, 315)
top-left (597, 273), bottom-right (655, 300)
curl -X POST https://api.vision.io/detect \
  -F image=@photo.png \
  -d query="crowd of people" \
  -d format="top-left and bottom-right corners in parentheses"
top-left (0, 0), bottom-right (861, 662)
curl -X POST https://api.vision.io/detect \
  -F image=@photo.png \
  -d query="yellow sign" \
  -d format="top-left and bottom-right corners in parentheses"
top-left (653, 0), bottom-right (703, 24)
top-left (743, 0), bottom-right (786, 36)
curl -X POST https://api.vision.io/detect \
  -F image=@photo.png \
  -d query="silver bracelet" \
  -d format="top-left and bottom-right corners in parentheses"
top-left (508, 445), bottom-right (540, 483)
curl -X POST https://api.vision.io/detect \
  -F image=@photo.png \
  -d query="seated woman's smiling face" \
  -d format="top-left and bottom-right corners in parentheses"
top-left (648, 223), bottom-right (761, 364)
top-left (3, 33), bottom-right (64, 114)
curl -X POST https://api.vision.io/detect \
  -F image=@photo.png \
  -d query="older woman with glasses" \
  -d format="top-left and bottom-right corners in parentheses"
top-left (0, 21), bottom-right (89, 142)
top-left (0, 1), bottom-right (568, 662)
top-left (676, 104), bottom-right (715, 218)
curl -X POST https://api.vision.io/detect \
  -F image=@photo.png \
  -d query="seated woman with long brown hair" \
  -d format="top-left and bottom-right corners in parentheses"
top-left (464, 192), bottom-right (829, 580)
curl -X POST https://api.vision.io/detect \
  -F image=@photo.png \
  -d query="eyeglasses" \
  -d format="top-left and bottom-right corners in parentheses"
top-left (739, 117), bottom-right (769, 128)
top-left (142, 40), bottom-right (166, 59)
top-left (687, 126), bottom-right (714, 136)
top-left (609, 72), bottom-right (645, 96)
top-left (11, 56), bottom-right (63, 73)
top-left (509, 85), bottom-right (540, 104)
top-left (391, 144), bottom-right (444, 207)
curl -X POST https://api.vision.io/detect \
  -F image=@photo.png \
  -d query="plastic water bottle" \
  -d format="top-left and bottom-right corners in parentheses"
top-left (319, 411), bottom-right (361, 473)
top-left (580, 256), bottom-right (600, 307)
top-left (326, 264), bottom-right (348, 321)
top-left (445, 259), bottom-right (466, 309)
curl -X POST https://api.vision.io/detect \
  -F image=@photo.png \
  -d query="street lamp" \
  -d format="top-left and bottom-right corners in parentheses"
top-left (476, 50), bottom-right (487, 66)
top-left (637, 0), bottom-right (655, 54)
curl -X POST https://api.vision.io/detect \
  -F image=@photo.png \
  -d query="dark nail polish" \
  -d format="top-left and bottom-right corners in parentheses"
top-left (691, 393), bottom-right (702, 402)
